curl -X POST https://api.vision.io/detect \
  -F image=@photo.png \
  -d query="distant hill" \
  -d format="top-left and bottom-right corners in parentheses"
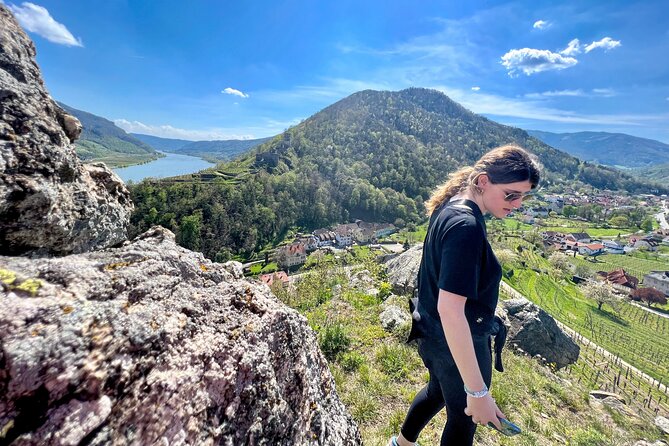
top-left (57, 102), bottom-right (162, 168)
top-left (131, 133), bottom-right (272, 162)
top-left (129, 88), bottom-right (666, 259)
top-left (128, 133), bottom-right (194, 152)
top-left (527, 130), bottom-right (669, 168)
top-left (634, 162), bottom-right (669, 185)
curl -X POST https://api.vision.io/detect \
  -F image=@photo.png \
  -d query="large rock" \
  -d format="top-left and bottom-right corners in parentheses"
top-left (0, 6), bottom-right (132, 256)
top-left (385, 243), bottom-right (422, 295)
top-left (0, 227), bottom-right (361, 445)
top-left (501, 298), bottom-right (580, 369)
top-left (656, 415), bottom-right (669, 435)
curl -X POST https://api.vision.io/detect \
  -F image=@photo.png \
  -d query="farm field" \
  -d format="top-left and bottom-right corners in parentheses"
top-left (505, 266), bottom-right (669, 384)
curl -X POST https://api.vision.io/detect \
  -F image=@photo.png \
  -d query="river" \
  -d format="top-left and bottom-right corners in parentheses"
top-left (113, 151), bottom-right (214, 183)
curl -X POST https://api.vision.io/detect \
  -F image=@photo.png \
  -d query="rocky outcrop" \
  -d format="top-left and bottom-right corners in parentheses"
top-left (501, 298), bottom-right (580, 369)
top-left (0, 6), bottom-right (360, 444)
top-left (384, 244), bottom-right (422, 295)
top-left (0, 227), bottom-right (361, 445)
top-left (0, 5), bottom-right (132, 256)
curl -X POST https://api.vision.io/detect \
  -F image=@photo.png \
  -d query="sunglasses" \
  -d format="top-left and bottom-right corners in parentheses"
top-left (503, 191), bottom-right (534, 202)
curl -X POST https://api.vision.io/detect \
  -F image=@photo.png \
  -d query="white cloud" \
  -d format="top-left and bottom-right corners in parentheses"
top-left (7, 2), bottom-right (83, 47)
top-left (592, 88), bottom-right (616, 97)
top-left (560, 39), bottom-right (581, 56)
top-left (471, 86), bottom-right (480, 91)
top-left (434, 87), bottom-right (669, 127)
top-left (501, 48), bottom-right (577, 76)
top-left (114, 119), bottom-right (257, 141)
top-left (533, 20), bottom-right (550, 30)
top-left (222, 87), bottom-right (249, 98)
top-left (525, 89), bottom-right (585, 99)
top-left (584, 37), bottom-right (621, 53)
top-left (525, 88), bottom-right (617, 99)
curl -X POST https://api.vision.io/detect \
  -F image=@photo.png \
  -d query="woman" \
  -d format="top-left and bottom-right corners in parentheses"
top-left (389, 144), bottom-right (541, 446)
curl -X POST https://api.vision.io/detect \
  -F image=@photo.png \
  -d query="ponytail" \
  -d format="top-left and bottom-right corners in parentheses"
top-left (424, 166), bottom-right (476, 216)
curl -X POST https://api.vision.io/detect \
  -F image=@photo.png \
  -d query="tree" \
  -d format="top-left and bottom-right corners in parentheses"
top-left (580, 281), bottom-right (619, 312)
top-left (178, 213), bottom-right (202, 251)
top-left (608, 215), bottom-right (630, 228)
top-left (631, 287), bottom-right (668, 307)
top-left (574, 263), bottom-right (591, 279)
top-left (548, 252), bottom-right (571, 277)
top-left (640, 217), bottom-right (654, 232)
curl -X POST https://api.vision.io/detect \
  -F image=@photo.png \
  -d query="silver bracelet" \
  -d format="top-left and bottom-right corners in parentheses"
top-left (464, 383), bottom-right (489, 398)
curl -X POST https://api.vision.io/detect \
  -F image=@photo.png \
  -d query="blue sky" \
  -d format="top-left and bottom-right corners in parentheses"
top-left (4, 0), bottom-right (669, 143)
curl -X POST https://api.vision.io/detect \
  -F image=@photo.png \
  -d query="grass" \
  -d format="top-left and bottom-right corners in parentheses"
top-left (272, 253), bottom-right (667, 445)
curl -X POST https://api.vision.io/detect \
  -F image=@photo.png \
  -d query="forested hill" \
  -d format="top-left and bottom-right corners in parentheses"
top-left (57, 102), bottom-right (162, 168)
top-left (131, 133), bottom-right (272, 162)
top-left (246, 88), bottom-right (661, 195)
top-left (129, 88), bottom-right (665, 260)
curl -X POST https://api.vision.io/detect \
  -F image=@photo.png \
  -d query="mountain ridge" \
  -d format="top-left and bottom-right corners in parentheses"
top-left (131, 133), bottom-right (273, 162)
top-left (57, 102), bottom-right (163, 168)
top-left (527, 129), bottom-right (669, 168)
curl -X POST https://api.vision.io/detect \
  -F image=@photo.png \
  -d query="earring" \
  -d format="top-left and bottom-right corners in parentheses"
top-left (473, 184), bottom-right (483, 194)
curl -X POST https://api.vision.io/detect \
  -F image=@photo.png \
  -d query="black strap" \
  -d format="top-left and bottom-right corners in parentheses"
top-left (492, 315), bottom-right (507, 372)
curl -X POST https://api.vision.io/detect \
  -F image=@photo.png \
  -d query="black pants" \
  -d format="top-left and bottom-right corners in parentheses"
top-left (400, 336), bottom-right (493, 446)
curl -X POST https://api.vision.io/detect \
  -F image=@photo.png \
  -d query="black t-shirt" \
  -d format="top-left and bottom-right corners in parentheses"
top-left (411, 199), bottom-right (502, 345)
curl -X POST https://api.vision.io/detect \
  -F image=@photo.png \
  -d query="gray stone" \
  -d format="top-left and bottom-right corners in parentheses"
top-left (589, 390), bottom-right (626, 404)
top-left (0, 227), bottom-right (361, 445)
top-left (379, 305), bottom-right (410, 332)
top-left (0, 6), bottom-right (132, 256)
top-left (656, 415), bottom-right (669, 435)
top-left (385, 243), bottom-right (422, 295)
top-left (501, 298), bottom-right (580, 369)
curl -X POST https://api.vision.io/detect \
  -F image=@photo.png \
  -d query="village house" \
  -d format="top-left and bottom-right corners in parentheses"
top-left (275, 243), bottom-right (307, 268)
top-left (295, 235), bottom-right (319, 252)
top-left (578, 243), bottom-right (605, 257)
top-left (332, 223), bottom-right (358, 248)
top-left (628, 236), bottom-right (659, 252)
top-left (544, 195), bottom-right (564, 212)
top-left (597, 268), bottom-right (639, 293)
top-left (602, 240), bottom-right (625, 254)
top-left (566, 232), bottom-right (591, 243)
top-left (259, 271), bottom-right (290, 288)
top-left (525, 206), bottom-right (550, 217)
top-left (313, 229), bottom-right (337, 248)
top-left (643, 271), bottom-right (669, 296)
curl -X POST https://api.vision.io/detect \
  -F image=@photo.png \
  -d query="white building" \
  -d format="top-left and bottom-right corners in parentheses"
top-left (643, 271), bottom-right (669, 296)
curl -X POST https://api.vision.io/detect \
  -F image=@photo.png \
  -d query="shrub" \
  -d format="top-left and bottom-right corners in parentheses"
top-left (319, 322), bottom-right (351, 361)
top-left (339, 351), bottom-right (365, 372)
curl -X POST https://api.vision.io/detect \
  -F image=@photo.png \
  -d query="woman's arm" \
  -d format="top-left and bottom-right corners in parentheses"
top-left (437, 289), bottom-right (505, 429)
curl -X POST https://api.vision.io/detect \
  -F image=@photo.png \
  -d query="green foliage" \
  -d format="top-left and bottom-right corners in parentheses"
top-left (319, 322), bottom-right (351, 361)
top-left (377, 282), bottom-right (392, 300)
top-left (339, 351), bottom-right (366, 372)
top-left (177, 212), bottom-right (202, 251)
top-left (375, 344), bottom-right (413, 380)
top-left (640, 217), bottom-right (655, 232)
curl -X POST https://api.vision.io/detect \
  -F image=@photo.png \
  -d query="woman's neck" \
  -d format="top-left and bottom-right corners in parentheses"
top-left (452, 191), bottom-right (487, 215)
